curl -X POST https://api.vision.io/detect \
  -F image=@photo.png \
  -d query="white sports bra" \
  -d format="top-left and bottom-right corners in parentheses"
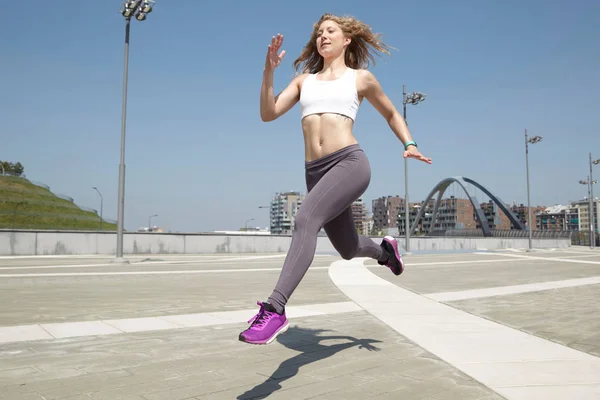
top-left (299, 68), bottom-right (360, 121)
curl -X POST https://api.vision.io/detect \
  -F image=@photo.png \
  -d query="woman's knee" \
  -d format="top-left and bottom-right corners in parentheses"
top-left (293, 209), bottom-right (319, 234)
top-left (339, 247), bottom-right (357, 260)
top-left (331, 234), bottom-right (359, 260)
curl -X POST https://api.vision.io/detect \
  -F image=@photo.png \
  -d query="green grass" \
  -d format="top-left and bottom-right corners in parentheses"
top-left (0, 176), bottom-right (117, 231)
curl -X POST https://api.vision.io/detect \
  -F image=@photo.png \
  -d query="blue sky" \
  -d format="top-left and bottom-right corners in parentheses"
top-left (2, 0), bottom-right (599, 232)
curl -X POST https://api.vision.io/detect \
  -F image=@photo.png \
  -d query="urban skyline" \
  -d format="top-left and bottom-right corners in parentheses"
top-left (258, 190), bottom-right (599, 237)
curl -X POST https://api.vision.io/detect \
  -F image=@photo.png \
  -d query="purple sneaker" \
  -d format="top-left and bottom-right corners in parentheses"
top-left (238, 301), bottom-right (289, 345)
top-left (378, 235), bottom-right (404, 276)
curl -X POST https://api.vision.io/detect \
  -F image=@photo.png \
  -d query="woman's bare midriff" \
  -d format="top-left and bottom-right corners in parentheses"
top-left (301, 113), bottom-right (359, 161)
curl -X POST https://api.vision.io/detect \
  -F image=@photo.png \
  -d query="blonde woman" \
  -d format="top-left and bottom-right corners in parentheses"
top-left (240, 13), bottom-right (432, 345)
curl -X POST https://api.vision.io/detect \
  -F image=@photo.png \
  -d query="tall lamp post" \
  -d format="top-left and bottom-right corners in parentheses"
top-left (579, 177), bottom-right (598, 249)
top-left (148, 214), bottom-right (158, 230)
top-left (92, 187), bottom-right (104, 231)
top-left (402, 85), bottom-right (426, 254)
top-left (114, 0), bottom-right (156, 263)
top-left (258, 205), bottom-right (270, 232)
top-left (524, 129), bottom-right (543, 251)
top-left (589, 154), bottom-right (600, 248)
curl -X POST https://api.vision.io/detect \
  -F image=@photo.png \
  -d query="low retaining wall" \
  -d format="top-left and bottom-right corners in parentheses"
top-left (0, 230), bottom-right (571, 256)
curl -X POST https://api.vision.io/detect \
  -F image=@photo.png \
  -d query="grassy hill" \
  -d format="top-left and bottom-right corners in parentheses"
top-left (0, 176), bottom-right (117, 231)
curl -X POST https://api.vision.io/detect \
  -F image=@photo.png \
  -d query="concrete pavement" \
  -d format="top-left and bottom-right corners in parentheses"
top-left (0, 248), bottom-right (599, 399)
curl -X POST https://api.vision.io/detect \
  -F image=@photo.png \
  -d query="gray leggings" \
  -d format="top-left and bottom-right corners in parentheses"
top-left (268, 144), bottom-right (385, 314)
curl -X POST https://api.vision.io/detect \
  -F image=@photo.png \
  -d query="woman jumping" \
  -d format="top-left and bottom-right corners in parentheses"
top-left (239, 13), bottom-right (432, 345)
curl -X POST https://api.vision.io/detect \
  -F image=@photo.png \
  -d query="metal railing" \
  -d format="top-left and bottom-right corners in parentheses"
top-left (424, 228), bottom-right (600, 245)
top-left (425, 229), bottom-right (573, 239)
top-left (571, 231), bottom-right (600, 247)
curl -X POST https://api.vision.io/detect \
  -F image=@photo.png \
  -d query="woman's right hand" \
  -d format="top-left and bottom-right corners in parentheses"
top-left (265, 33), bottom-right (286, 71)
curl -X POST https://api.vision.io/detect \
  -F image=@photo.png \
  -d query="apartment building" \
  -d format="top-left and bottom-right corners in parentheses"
top-left (568, 198), bottom-right (600, 233)
top-left (351, 198), bottom-right (369, 235)
top-left (397, 201), bottom-right (431, 235)
top-left (511, 204), bottom-right (546, 230)
top-left (537, 204), bottom-right (580, 231)
top-left (269, 191), bottom-right (304, 235)
top-left (366, 217), bottom-right (374, 235)
top-left (479, 201), bottom-right (512, 230)
top-left (372, 196), bottom-right (404, 233)
top-left (435, 196), bottom-right (477, 230)
top-left (396, 196), bottom-right (477, 233)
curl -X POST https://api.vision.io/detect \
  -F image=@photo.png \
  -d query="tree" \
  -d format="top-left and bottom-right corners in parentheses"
top-left (0, 160), bottom-right (24, 176)
top-left (0, 161), bottom-right (8, 175)
top-left (12, 162), bottom-right (24, 176)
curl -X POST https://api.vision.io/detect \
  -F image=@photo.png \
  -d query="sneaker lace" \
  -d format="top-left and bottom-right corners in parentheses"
top-left (247, 302), bottom-right (271, 327)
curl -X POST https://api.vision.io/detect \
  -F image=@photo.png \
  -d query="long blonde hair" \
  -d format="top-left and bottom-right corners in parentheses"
top-left (293, 13), bottom-right (392, 74)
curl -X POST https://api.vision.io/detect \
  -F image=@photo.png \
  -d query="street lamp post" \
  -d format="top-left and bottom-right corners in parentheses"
top-left (148, 214), bottom-right (158, 230)
top-left (589, 154), bottom-right (600, 248)
top-left (580, 177), bottom-right (598, 249)
top-left (402, 85), bottom-right (426, 254)
top-left (258, 205), bottom-right (270, 232)
top-left (92, 187), bottom-right (104, 231)
top-left (114, 0), bottom-right (156, 263)
top-left (524, 129), bottom-right (543, 251)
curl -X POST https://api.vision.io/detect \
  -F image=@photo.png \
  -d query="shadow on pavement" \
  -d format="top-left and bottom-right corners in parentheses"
top-left (237, 326), bottom-right (382, 399)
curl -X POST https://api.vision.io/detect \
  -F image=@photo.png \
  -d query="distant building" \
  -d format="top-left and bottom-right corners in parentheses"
top-left (575, 198), bottom-right (600, 233)
top-left (137, 226), bottom-right (163, 233)
top-left (269, 191), bottom-right (304, 235)
top-left (536, 204), bottom-right (580, 231)
top-left (396, 197), bottom-right (538, 234)
top-left (436, 197), bottom-right (477, 230)
top-left (366, 216), bottom-right (374, 236)
top-left (479, 200), bottom-right (512, 230)
top-left (397, 201), bottom-right (428, 235)
top-left (540, 199), bottom-right (599, 233)
top-left (511, 204), bottom-right (546, 230)
top-left (351, 198), bottom-right (368, 235)
top-left (398, 196), bottom-right (477, 233)
top-left (372, 196), bottom-right (404, 233)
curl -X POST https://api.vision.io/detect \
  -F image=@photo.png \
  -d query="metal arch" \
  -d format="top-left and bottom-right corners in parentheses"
top-left (409, 178), bottom-right (451, 236)
top-left (409, 176), bottom-right (491, 236)
top-left (461, 176), bottom-right (526, 230)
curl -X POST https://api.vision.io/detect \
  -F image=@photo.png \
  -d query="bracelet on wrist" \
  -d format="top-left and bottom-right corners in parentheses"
top-left (404, 140), bottom-right (417, 150)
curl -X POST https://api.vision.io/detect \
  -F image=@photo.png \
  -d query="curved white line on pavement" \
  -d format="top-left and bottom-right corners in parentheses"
top-left (328, 258), bottom-right (600, 400)
top-left (426, 275), bottom-right (600, 302)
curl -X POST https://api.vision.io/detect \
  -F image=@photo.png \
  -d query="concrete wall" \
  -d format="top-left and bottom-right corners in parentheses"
top-left (0, 230), bottom-right (571, 256)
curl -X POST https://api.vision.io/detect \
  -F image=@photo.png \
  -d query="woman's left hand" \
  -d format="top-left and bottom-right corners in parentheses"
top-left (404, 146), bottom-right (432, 164)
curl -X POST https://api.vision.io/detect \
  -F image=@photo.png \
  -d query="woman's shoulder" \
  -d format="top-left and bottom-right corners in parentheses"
top-left (291, 72), bottom-right (312, 82)
top-left (354, 68), bottom-right (376, 80)
top-left (354, 68), bottom-right (381, 94)
top-left (293, 72), bottom-right (312, 90)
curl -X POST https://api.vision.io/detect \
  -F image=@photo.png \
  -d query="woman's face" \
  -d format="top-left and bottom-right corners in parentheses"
top-left (316, 20), bottom-right (350, 59)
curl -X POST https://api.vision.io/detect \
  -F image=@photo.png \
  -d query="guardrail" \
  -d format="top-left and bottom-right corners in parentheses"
top-left (426, 229), bottom-right (574, 239)
top-left (424, 229), bottom-right (600, 246)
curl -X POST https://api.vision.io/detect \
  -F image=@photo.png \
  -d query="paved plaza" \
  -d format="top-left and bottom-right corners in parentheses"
top-left (0, 247), bottom-right (599, 399)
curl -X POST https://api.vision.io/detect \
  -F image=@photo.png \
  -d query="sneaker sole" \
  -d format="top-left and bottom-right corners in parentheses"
top-left (383, 235), bottom-right (404, 276)
top-left (239, 320), bottom-right (290, 345)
